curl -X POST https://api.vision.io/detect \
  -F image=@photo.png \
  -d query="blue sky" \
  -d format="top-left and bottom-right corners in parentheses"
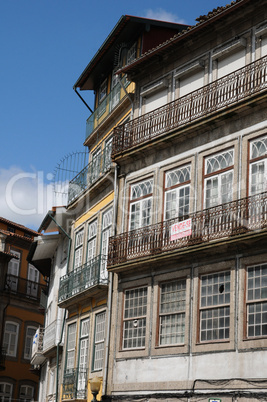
top-left (0, 0), bottom-right (230, 229)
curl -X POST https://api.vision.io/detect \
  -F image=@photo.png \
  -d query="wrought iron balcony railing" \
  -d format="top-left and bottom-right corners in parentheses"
top-left (112, 55), bottom-right (267, 157)
top-left (108, 191), bottom-right (267, 267)
top-left (4, 274), bottom-right (47, 303)
top-left (68, 146), bottom-right (112, 204)
top-left (58, 255), bottom-right (108, 303)
top-left (86, 76), bottom-right (131, 140)
top-left (62, 368), bottom-right (88, 400)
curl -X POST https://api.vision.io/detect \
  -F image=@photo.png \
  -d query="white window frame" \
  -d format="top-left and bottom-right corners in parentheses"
top-left (7, 250), bottom-right (20, 291)
top-left (3, 321), bottom-right (19, 357)
top-left (27, 264), bottom-right (39, 298)
top-left (93, 311), bottom-right (106, 371)
top-left (129, 179), bottom-right (153, 231)
top-left (87, 220), bottom-right (98, 262)
top-left (199, 271), bottom-right (231, 342)
top-left (24, 326), bottom-right (37, 360)
top-left (19, 385), bottom-right (34, 402)
top-left (249, 135), bottom-right (267, 196)
top-left (65, 323), bottom-right (77, 373)
top-left (77, 318), bottom-right (90, 396)
top-left (246, 263), bottom-right (267, 338)
top-left (0, 382), bottom-right (13, 402)
top-left (122, 286), bottom-right (147, 350)
top-left (164, 165), bottom-right (191, 221)
top-left (73, 229), bottom-right (84, 270)
top-left (158, 279), bottom-right (186, 346)
top-left (100, 208), bottom-right (113, 279)
top-left (204, 149), bottom-right (234, 208)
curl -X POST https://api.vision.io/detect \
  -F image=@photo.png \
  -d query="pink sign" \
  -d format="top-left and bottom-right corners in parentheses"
top-left (170, 218), bottom-right (192, 241)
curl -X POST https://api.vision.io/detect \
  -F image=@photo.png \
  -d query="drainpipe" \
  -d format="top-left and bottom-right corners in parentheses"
top-left (102, 164), bottom-right (118, 396)
top-left (47, 212), bottom-right (72, 402)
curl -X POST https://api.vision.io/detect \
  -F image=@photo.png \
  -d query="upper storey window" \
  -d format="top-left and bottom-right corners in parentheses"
top-left (164, 165), bottom-right (191, 220)
top-left (98, 79), bottom-right (107, 104)
top-left (129, 179), bottom-right (153, 231)
top-left (204, 149), bottom-right (234, 208)
top-left (127, 42), bottom-right (137, 65)
top-left (74, 229), bottom-right (84, 269)
top-left (249, 135), bottom-right (267, 196)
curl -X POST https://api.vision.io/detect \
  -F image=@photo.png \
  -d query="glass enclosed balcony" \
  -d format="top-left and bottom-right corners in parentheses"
top-left (68, 145), bottom-right (112, 204)
top-left (86, 76), bottom-right (131, 141)
top-left (108, 191), bottom-right (267, 268)
top-left (112, 55), bottom-right (267, 157)
top-left (58, 255), bottom-right (108, 304)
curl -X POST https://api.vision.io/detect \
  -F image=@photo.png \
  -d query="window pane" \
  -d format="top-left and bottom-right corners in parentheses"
top-left (123, 287), bottom-right (147, 349)
top-left (93, 312), bottom-right (106, 370)
top-left (247, 264), bottom-right (267, 338)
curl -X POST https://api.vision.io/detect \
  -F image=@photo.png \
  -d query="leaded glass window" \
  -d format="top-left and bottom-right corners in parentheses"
top-left (200, 271), bottom-right (231, 342)
top-left (247, 263), bottom-right (267, 338)
top-left (129, 179), bottom-right (153, 231)
top-left (122, 287), bottom-right (147, 349)
top-left (249, 135), bottom-right (267, 195)
top-left (159, 280), bottom-right (186, 345)
top-left (165, 165), bottom-right (191, 220)
top-left (204, 150), bottom-right (234, 208)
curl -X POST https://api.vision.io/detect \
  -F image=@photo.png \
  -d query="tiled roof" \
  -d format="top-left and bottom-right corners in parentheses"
top-left (0, 228), bottom-right (34, 242)
top-left (117, 0), bottom-right (249, 74)
top-left (0, 217), bottom-right (39, 235)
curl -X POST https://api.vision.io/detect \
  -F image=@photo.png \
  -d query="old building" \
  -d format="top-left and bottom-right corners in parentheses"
top-left (28, 207), bottom-right (71, 402)
top-left (106, 0), bottom-right (267, 401)
top-left (0, 217), bottom-right (46, 401)
top-left (29, 15), bottom-right (187, 402)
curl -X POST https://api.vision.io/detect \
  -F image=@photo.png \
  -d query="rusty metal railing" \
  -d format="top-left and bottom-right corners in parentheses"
top-left (108, 191), bottom-right (267, 267)
top-left (112, 55), bottom-right (267, 157)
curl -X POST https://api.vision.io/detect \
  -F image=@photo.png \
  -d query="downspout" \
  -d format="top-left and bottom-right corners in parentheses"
top-left (102, 164), bottom-right (118, 396)
top-left (73, 87), bottom-right (94, 114)
top-left (47, 212), bottom-right (72, 402)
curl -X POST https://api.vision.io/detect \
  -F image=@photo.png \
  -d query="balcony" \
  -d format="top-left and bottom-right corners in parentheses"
top-left (112, 55), bottom-right (267, 158)
top-left (31, 327), bottom-right (45, 366)
top-left (43, 318), bottom-right (64, 353)
top-left (68, 147), bottom-right (112, 204)
top-left (4, 274), bottom-right (47, 303)
top-left (58, 256), bottom-right (108, 306)
top-left (62, 368), bottom-right (88, 400)
top-left (108, 192), bottom-right (267, 269)
top-left (86, 76), bottom-right (131, 141)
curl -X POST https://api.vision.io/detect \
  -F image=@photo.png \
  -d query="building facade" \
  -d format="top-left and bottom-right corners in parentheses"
top-left (0, 217), bottom-right (46, 402)
top-left (106, 1), bottom-right (267, 401)
top-left (57, 15), bottom-right (188, 402)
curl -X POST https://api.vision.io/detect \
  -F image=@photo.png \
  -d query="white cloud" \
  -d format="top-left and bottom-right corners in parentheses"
top-left (144, 8), bottom-right (185, 24)
top-left (0, 166), bottom-right (55, 230)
